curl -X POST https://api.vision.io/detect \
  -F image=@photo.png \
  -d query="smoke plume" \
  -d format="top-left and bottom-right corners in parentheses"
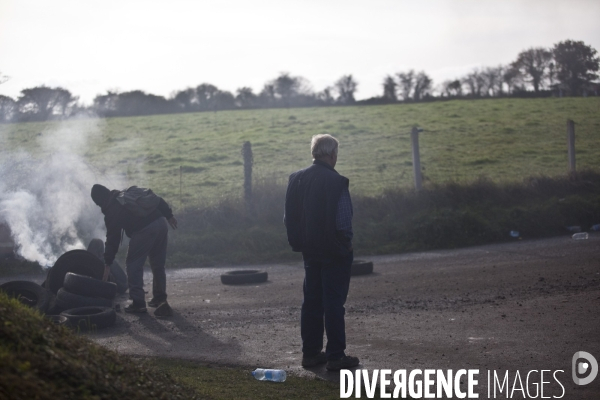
top-left (0, 117), bottom-right (122, 267)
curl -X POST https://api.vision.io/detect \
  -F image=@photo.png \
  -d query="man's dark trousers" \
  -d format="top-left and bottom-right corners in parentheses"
top-left (301, 252), bottom-right (353, 361)
top-left (126, 217), bottom-right (168, 307)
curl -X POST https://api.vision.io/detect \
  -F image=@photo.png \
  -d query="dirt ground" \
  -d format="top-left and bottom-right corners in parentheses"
top-left (6, 235), bottom-right (600, 398)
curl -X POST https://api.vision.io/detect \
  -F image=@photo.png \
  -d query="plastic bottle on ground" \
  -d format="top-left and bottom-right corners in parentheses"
top-left (252, 368), bottom-right (287, 382)
top-left (591, 224), bottom-right (600, 231)
top-left (572, 232), bottom-right (589, 240)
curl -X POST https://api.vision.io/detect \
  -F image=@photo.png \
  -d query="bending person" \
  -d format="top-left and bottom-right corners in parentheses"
top-left (90, 184), bottom-right (177, 317)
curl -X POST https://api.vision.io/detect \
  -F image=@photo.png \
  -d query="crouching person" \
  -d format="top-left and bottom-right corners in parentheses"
top-left (91, 184), bottom-right (178, 317)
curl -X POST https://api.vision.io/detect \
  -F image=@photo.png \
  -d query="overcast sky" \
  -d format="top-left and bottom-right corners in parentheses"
top-left (1, 0), bottom-right (599, 105)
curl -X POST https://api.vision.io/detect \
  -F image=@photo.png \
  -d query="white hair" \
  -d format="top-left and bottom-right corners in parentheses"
top-left (311, 134), bottom-right (339, 159)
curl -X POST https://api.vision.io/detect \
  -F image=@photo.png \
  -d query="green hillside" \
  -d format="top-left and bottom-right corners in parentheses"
top-left (2, 98), bottom-right (599, 209)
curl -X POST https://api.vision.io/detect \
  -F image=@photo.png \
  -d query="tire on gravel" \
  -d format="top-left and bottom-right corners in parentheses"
top-left (63, 272), bottom-right (117, 300)
top-left (351, 260), bottom-right (374, 276)
top-left (55, 288), bottom-right (113, 310)
top-left (60, 306), bottom-right (116, 331)
top-left (46, 250), bottom-right (105, 294)
top-left (220, 270), bottom-right (268, 285)
top-left (0, 280), bottom-right (52, 313)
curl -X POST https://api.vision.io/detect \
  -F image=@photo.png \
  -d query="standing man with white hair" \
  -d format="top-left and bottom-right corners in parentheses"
top-left (284, 134), bottom-right (359, 371)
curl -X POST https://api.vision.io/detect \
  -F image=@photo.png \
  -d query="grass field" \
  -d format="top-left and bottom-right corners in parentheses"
top-left (1, 97), bottom-right (599, 209)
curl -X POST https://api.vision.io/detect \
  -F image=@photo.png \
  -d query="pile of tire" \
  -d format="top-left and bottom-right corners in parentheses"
top-left (0, 279), bottom-right (116, 331)
top-left (55, 272), bottom-right (116, 311)
top-left (2, 249), bottom-right (119, 330)
top-left (44, 249), bottom-right (118, 330)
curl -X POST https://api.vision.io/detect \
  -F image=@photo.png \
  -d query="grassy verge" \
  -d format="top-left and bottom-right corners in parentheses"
top-left (0, 292), bottom-right (380, 399)
top-left (151, 358), bottom-right (346, 400)
top-left (166, 170), bottom-right (600, 267)
top-left (0, 292), bottom-right (198, 399)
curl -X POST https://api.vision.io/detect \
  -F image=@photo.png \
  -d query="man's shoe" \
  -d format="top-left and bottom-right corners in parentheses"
top-left (124, 304), bottom-right (147, 313)
top-left (302, 352), bottom-right (327, 368)
top-left (154, 302), bottom-right (173, 317)
top-left (326, 355), bottom-right (360, 371)
top-left (147, 298), bottom-right (162, 308)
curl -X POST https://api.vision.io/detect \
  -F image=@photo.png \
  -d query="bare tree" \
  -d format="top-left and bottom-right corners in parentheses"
top-left (511, 47), bottom-right (553, 92)
top-left (382, 75), bottom-right (397, 101)
top-left (317, 86), bottom-right (335, 105)
top-left (0, 95), bottom-right (16, 122)
top-left (259, 83), bottom-right (277, 107)
top-left (462, 69), bottom-right (487, 97)
top-left (413, 71), bottom-right (432, 101)
top-left (397, 70), bottom-right (415, 101)
top-left (334, 75), bottom-right (358, 104)
top-left (548, 62), bottom-right (556, 89)
top-left (443, 80), bottom-right (462, 97)
top-left (502, 67), bottom-right (520, 94)
top-left (482, 66), bottom-right (504, 96)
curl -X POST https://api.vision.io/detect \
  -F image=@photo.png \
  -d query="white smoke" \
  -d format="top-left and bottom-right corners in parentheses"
top-left (0, 116), bottom-right (123, 267)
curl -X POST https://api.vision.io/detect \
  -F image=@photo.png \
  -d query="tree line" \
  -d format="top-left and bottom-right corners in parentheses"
top-left (0, 39), bottom-right (598, 123)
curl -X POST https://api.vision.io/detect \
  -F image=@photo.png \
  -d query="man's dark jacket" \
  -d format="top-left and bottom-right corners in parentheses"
top-left (101, 190), bottom-right (173, 266)
top-left (284, 160), bottom-right (351, 257)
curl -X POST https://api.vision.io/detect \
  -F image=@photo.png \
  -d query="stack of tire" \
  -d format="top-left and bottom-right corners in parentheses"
top-left (44, 249), bottom-right (117, 330)
top-left (0, 278), bottom-right (115, 331)
top-left (2, 249), bottom-right (119, 330)
top-left (55, 272), bottom-right (117, 331)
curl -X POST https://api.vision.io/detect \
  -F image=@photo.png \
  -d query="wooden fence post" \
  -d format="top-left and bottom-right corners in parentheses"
top-left (179, 165), bottom-right (182, 210)
top-left (411, 126), bottom-right (423, 191)
top-left (567, 119), bottom-right (576, 174)
top-left (242, 141), bottom-right (253, 207)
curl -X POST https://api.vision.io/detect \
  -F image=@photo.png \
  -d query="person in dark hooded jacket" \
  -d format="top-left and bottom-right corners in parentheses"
top-left (91, 184), bottom-right (177, 316)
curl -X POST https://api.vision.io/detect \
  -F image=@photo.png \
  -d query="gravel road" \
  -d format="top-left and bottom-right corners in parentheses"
top-left (8, 235), bottom-right (599, 398)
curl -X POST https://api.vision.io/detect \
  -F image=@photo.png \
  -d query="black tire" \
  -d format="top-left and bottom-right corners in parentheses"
top-left (55, 288), bottom-right (113, 310)
top-left (0, 280), bottom-right (52, 313)
top-left (110, 261), bottom-right (128, 294)
top-left (60, 306), bottom-right (116, 331)
top-left (220, 270), bottom-right (268, 285)
top-left (63, 272), bottom-right (117, 300)
top-left (46, 250), bottom-right (105, 294)
top-left (351, 260), bottom-right (374, 276)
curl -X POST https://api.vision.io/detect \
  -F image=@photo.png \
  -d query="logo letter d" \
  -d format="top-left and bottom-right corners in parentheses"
top-left (572, 351), bottom-right (598, 385)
